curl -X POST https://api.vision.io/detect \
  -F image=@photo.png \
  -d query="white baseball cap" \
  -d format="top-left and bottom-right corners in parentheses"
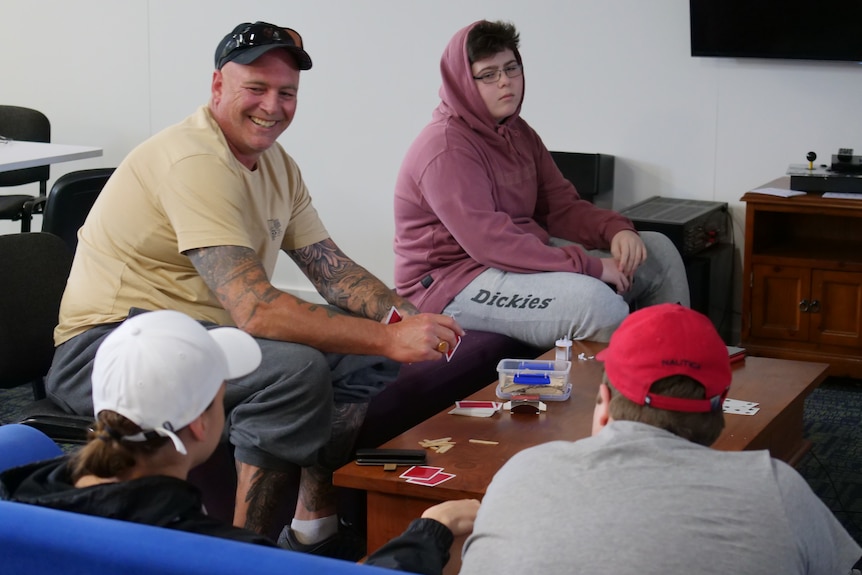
top-left (92, 310), bottom-right (262, 455)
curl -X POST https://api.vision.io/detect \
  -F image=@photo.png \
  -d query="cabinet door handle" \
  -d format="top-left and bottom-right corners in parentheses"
top-left (799, 299), bottom-right (810, 312)
top-left (809, 299), bottom-right (821, 313)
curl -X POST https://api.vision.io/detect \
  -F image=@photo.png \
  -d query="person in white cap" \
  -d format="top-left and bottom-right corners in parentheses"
top-left (0, 310), bottom-right (479, 574)
top-left (458, 304), bottom-right (861, 575)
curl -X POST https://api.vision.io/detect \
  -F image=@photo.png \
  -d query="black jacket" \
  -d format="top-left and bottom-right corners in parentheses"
top-left (0, 456), bottom-right (453, 574)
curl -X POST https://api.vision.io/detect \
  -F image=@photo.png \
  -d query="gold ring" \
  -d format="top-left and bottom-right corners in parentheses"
top-left (436, 340), bottom-right (449, 354)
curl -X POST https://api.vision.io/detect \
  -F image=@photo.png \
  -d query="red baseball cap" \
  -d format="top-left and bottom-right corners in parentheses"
top-left (596, 304), bottom-right (731, 413)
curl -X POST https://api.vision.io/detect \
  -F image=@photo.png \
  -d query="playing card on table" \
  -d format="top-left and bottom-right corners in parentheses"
top-left (449, 400), bottom-right (502, 417)
top-left (722, 398), bottom-right (760, 416)
top-left (406, 471), bottom-right (456, 487)
top-left (449, 407), bottom-right (496, 417)
top-left (455, 400), bottom-right (502, 410)
top-left (399, 465), bottom-right (443, 480)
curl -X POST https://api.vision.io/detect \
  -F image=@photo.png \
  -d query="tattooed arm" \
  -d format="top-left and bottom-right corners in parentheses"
top-left (185, 241), bottom-right (463, 362)
top-left (287, 238), bottom-right (418, 321)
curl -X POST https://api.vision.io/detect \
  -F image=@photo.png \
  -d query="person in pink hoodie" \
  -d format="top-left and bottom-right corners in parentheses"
top-left (394, 20), bottom-right (689, 347)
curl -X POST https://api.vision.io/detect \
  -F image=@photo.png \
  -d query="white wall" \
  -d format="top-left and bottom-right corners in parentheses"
top-left (4, 0), bottom-right (862, 329)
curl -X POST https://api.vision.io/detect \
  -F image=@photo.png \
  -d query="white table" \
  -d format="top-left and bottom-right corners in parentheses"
top-left (0, 140), bottom-right (102, 172)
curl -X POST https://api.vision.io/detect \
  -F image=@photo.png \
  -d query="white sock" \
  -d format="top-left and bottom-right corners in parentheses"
top-left (290, 515), bottom-right (338, 545)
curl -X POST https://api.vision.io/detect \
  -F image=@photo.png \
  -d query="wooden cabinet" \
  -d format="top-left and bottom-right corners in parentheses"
top-left (742, 178), bottom-right (862, 377)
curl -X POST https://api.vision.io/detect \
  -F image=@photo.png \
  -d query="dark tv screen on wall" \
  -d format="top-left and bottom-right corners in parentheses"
top-left (690, 1), bottom-right (862, 62)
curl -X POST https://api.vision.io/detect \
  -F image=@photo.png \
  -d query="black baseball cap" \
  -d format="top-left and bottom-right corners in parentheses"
top-left (215, 21), bottom-right (312, 70)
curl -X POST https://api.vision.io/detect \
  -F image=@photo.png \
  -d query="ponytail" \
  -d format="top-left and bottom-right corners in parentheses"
top-left (69, 411), bottom-right (170, 481)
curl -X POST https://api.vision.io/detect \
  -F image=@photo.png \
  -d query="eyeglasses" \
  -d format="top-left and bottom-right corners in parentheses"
top-left (472, 64), bottom-right (523, 84)
top-left (218, 22), bottom-right (306, 67)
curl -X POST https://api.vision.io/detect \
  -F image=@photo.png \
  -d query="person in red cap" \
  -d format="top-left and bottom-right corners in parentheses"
top-left (458, 304), bottom-right (861, 574)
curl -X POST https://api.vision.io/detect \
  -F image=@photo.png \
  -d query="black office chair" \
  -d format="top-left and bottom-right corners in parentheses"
top-left (0, 232), bottom-right (93, 442)
top-left (0, 105), bottom-right (51, 232)
top-left (37, 168), bottom-right (115, 253)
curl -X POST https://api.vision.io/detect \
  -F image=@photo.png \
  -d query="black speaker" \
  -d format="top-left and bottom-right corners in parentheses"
top-left (550, 152), bottom-right (614, 209)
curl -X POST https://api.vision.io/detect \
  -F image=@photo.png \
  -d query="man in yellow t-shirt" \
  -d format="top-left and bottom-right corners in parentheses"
top-left (45, 21), bottom-right (464, 562)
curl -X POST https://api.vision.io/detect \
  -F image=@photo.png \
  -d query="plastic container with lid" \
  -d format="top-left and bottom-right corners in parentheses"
top-left (495, 358), bottom-right (572, 401)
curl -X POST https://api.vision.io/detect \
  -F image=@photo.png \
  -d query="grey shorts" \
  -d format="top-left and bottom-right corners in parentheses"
top-left (45, 310), bottom-right (399, 471)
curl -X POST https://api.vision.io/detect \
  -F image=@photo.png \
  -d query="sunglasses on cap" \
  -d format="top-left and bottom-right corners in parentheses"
top-left (217, 22), bottom-right (311, 70)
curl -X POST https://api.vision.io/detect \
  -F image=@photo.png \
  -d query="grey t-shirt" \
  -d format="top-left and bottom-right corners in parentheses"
top-left (461, 420), bottom-right (860, 575)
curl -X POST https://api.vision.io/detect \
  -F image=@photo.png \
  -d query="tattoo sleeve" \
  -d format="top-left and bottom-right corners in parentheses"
top-left (287, 238), bottom-right (402, 320)
top-left (186, 245), bottom-right (284, 328)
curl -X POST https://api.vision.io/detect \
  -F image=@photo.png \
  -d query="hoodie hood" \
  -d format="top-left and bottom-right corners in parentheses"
top-left (436, 20), bottom-right (524, 141)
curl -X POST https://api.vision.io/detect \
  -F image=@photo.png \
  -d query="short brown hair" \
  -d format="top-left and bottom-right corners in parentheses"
top-left (466, 20), bottom-right (520, 64)
top-left (602, 373), bottom-right (725, 446)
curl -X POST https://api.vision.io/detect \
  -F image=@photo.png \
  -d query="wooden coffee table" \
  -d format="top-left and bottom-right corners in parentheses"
top-left (334, 341), bottom-right (828, 572)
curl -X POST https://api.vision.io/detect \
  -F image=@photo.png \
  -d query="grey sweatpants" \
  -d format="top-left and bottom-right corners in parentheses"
top-left (443, 231), bottom-right (690, 347)
top-left (45, 310), bottom-right (399, 472)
